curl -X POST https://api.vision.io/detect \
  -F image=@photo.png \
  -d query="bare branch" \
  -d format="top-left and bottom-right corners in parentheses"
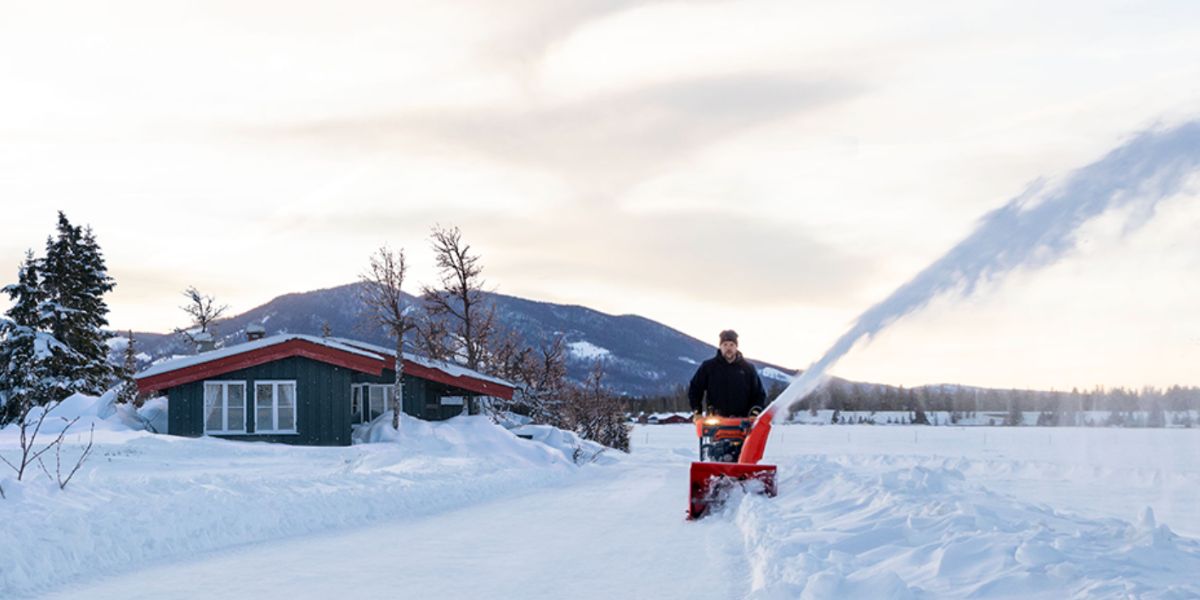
top-left (36, 455), bottom-right (54, 482)
top-left (175, 286), bottom-right (229, 341)
top-left (360, 245), bottom-right (413, 430)
top-left (423, 225), bottom-right (494, 372)
top-left (56, 422), bottom-right (95, 490)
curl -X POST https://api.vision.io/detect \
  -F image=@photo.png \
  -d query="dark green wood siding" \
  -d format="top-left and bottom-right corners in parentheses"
top-left (165, 357), bottom-right (352, 446)
top-left (350, 369), bottom-right (477, 421)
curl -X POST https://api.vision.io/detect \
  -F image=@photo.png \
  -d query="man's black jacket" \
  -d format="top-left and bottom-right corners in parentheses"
top-left (688, 350), bottom-right (767, 417)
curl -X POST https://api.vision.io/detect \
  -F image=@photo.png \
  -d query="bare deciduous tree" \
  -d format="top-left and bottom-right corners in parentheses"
top-left (361, 245), bottom-right (414, 430)
top-left (413, 312), bottom-right (453, 363)
top-left (175, 286), bottom-right (228, 343)
top-left (421, 225), bottom-right (496, 372)
top-left (37, 422), bottom-right (94, 490)
top-left (491, 333), bottom-right (569, 423)
top-left (0, 398), bottom-right (95, 490)
top-left (559, 360), bottom-right (631, 452)
top-left (527, 337), bottom-right (569, 422)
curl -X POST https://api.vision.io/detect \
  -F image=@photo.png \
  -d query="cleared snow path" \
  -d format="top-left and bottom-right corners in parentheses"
top-left (33, 454), bottom-right (749, 600)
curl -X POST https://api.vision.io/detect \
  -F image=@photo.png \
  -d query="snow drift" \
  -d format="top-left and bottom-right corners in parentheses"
top-left (0, 404), bottom-right (589, 597)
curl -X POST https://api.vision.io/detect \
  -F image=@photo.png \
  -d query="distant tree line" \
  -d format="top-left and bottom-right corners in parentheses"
top-left (627, 377), bottom-right (1200, 427)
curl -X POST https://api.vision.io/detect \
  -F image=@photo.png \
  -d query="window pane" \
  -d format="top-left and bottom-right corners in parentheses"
top-left (369, 386), bottom-right (384, 420)
top-left (256, 384), bottom-right (274, 431)
top-left (227, 384), bottom-right (245, 432)
top-left (385, 386), bottom-right (394, 412)
top-left (204, 384), bottom-right (223, 431)
top-left (278, 384), bottom-right (296, 431)
top-left (278, 384), bottom-right (295, 408)
top-left (278, 405), bottom-right (295, 431)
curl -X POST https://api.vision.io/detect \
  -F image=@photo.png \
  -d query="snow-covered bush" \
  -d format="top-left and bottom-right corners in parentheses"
top-left (509, 423), bottom-right (614, 465)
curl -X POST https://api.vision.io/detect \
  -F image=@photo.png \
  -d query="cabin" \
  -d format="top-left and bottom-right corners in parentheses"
top-left (134, 334), bottom-right (515, 446)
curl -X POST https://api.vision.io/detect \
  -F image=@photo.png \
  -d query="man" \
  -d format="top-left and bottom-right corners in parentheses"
top-left (688, 329), bottom-right (767, 418)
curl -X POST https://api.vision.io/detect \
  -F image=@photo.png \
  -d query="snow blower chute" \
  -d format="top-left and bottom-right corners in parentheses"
top-left (687, 408), bottom-right (777, 519)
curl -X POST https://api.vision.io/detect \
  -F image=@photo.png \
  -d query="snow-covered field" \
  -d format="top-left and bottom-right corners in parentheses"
top-left (4, 413), bottom-right (1200, 598)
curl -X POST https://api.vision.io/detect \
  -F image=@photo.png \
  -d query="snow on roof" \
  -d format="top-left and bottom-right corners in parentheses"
top-left (134, 334), bottom-right (383, 380)
top-left (649, 412), bottom-right (690, 419)
top-left (327, 337), bottom-right (513, 389)
top-left (135, 333), bottom-right (515, 391)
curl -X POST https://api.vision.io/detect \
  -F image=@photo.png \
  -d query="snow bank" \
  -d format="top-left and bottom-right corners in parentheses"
top-left (509, 424), bottom-right (615, 465)
top-left (354, 411), bottom-right (574, 468)
top-left (356, 412), bottom-right (616, 466)
top-left (1, 391), bottom-right (158, 437)
top-left (731, 456), bottom-right (1200, 598)
top-left (626, 422), bottom-right (1200, 599)
top-left (0, 410), bottom-right (581, 597)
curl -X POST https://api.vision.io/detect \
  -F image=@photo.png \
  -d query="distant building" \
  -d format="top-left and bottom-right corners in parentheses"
top-left (135, 334), bottom-right (513, 446)
top-left (644, 412), bottom-right (691, 425)
top-left (657, 414), bottom-right (692, 425)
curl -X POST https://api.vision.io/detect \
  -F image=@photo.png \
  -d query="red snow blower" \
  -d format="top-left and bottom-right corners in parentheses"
top-left (687, 408), bottom-right (777, 519)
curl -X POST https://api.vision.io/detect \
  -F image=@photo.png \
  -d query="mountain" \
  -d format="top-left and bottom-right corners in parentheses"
top-left (123, 283), bottom-right (798, 397)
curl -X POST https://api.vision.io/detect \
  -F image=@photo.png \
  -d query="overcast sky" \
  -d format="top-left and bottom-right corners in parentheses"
top-left (2, 0), bottom-right (1198, 390)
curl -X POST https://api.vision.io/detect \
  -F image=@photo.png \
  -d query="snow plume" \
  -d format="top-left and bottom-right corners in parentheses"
top-left (772, 120), bottom-right (1200, 416)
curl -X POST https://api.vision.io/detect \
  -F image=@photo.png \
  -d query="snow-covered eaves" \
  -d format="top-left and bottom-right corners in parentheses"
top-left (327, 337), bottom-right (514, 389)
top-left (135, 334), bottom-right (514, 399)
top-left (135, 334), bottom-right (381, 380)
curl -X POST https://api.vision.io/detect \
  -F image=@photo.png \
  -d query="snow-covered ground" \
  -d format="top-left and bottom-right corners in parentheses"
top-left (4, 414), bottom-right (1200, 598)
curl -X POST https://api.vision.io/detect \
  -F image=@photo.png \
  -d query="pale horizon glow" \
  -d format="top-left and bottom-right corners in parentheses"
top-left (2, 0), bottom-right (1199, 391)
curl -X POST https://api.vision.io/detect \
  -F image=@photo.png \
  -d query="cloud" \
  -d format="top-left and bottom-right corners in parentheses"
top-left (479, 0), bottom-right (675, 63)
top-left (252, 70), bottom-right (861, 195)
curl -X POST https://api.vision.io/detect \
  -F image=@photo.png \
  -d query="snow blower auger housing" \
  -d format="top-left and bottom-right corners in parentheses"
top-left (687, 412), bottom-right (777, 520)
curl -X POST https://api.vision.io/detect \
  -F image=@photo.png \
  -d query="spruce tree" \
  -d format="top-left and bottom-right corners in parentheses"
top-left (1005, 392), bottom-right (1023, 426)
top-left (0, 252), bottom-right (68, 422)
top-left (117, 330), bottom-right (141, 405)
top-left (39, 212), bottom-right (116, 397)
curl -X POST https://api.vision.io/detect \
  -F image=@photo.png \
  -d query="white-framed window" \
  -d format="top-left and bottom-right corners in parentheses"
top-left (204, 381), bottom-right (246, 434)
top-left (254, 380), bottom-right (298, 434)
top-left (353, 383), bottom-right (397, 421)
top-left (351, 386), bottom-right (363, 424)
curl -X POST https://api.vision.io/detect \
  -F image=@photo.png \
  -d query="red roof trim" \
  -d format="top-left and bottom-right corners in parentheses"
top-left (136, 338), bottom-right (515, 400)
top-left (136, 339), bottom-right (386, 393)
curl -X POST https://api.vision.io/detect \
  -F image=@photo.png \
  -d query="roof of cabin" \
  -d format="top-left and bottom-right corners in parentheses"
top-left (134, 334), bottom-right (514, 399)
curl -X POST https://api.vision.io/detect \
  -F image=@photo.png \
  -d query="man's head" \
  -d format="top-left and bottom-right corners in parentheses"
top-left (719, 329), bottom-right (739, 362)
